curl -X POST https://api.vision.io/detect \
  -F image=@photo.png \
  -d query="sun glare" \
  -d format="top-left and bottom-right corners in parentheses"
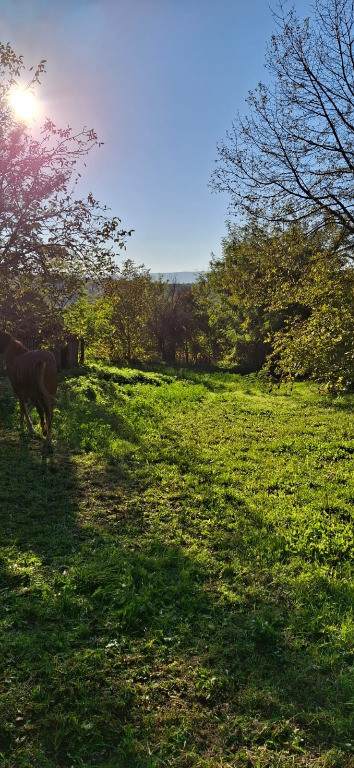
top-left (9, 87), bottom-right (37, 121)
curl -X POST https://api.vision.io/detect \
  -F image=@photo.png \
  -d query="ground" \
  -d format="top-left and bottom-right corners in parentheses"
top-left (0, 364), bottom-right (353, 767)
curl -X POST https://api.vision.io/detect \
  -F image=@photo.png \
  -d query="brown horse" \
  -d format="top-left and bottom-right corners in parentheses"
top-left (0, 331), bottom-right (57, 445)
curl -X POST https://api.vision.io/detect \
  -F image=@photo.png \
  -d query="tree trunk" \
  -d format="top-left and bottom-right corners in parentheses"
top-left (79, 337), bottom-right (85, 365)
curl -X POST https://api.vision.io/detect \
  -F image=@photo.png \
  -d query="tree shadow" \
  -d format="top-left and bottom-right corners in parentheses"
top-left (321, 394), bottom-right (354, 412)
top-left (0, 378), bottom-right (352, 767)
top-left (0, 376), bottom-right (17, 428)
top-left (0, 432), bottom-right (80, 561)
top-left (4, 509), bottom-right (349, 766)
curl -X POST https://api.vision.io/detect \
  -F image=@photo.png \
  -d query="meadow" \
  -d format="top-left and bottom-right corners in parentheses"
top-left (0, 363), bottom-right (352, 768)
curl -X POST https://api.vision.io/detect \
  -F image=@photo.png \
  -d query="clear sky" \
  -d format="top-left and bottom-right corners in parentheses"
top-left (0, 0), bottom-right (311, 273)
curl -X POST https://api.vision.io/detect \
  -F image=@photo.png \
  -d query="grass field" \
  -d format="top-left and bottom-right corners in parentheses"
top-left (0, 364), bottom-right (353, 768)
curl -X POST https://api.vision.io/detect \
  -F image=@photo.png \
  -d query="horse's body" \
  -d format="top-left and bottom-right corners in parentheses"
top-left (0, 331), bottom-right (57, 444)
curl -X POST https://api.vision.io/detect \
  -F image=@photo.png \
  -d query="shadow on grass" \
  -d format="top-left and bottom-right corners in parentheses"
top-left (0, 432), bottom-right (80, 561)
top-left (0, 453), bottom-right (352, 766)
top-left (2, 520), bottom-right (350, 765)
top-left (0, 376), bottom-right (17, 428)
top-left (321, 394), bottom-right (354, 412)
top-left (0, 376), bottom-right (352, 767)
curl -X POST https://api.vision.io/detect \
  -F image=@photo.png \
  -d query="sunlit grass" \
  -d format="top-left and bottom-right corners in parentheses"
top-left (0, 365), bottom-right (353, 767)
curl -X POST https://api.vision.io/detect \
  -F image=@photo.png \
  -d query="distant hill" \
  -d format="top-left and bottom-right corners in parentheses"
top-left (150, 271), bottom-right (201, 284)
top-left (84, 272), bottom-right (202, 298)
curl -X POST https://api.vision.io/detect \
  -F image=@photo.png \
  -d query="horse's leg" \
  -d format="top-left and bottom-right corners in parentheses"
top-left (19, 396), bottom-right (36, 436)
top-left (38, 408), bottom-right (47, 436)
top-left (19, 402), bottom-right (25, 430)
top-left (34, 390), bottom-right (53, 445)
top-left (45, 397), bottom-right (55, 446)
top-left (33, 398), bottom-right (47, 436)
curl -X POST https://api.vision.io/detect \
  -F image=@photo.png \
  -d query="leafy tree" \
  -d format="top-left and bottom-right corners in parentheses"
top-left (104, 260), bottom-right (157, 362)
top-left (191, 274), bottom-right (235, 364)
top-left (267, 245), bottom-right (354, 391)
top-left (64, 293), bottom-right (113, 361)
top-left (148, 281), bottom-right (196, 363)
top-left (212, 0), bottom-right (354, 244)
top-left (200, 220), bottom-right (353, 388)
top-left (2, 246), bottom-right (88, 342)
top-left (200, 222), bottom-right (306, 371)
top-left (3, 277), bottom-right (62, 341)
top-left (66, 273), bottom-right (199, 366)
top-left (0, 43), bottom-right (131, 331)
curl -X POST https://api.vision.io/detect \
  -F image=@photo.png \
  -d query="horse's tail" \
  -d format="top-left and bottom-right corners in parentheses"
top-left (34, 360), bottom-right (55, 438)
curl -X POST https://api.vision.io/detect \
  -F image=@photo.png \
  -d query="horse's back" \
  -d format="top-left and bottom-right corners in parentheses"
top-left (12, 349), bottom-right (57, 396)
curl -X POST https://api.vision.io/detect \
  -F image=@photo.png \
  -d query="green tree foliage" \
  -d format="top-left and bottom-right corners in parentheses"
top-left (148, 281), bottom-right (196, 363)
top-left (201, 222), bottom-right (310, 371)
top-left (5, 248), bottom-right (87, 342)
top-left (64, 228), bottom-right (352, 392)
top-left (212, 0), bottom-right (354, 244)
top-left (64, 293), bottom-right (113, 360)
top-left (201, 221), bottom-right (354, 389)
top-left (210, 0), bottom-right (354, 390)
top-left (66, 269), bottom-right (201, 365)
top-left (268, 249), bottom-right (354, 392)
top-left (65, 263), bottom-right (156, 364)
top-left (191, 273), bottom-right (236, 365)
top-left (0, 43), bottom-right (131, 336)
top-left (103, 260), bottom-right (157, 362)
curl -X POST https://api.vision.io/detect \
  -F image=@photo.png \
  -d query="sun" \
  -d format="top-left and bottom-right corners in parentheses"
top-left (9, 87), bottom-right (37, 121)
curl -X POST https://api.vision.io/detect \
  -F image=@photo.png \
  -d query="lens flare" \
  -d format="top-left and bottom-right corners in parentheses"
top-left (9, 87), bottom-right (37, 121)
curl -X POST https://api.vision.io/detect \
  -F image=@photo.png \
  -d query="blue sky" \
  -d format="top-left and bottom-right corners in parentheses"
top-left (1, 0), bottom-right (311, 273)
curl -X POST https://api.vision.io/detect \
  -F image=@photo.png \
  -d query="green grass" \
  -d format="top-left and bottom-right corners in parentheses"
top-left (0, 364), bottom-right (353, 767)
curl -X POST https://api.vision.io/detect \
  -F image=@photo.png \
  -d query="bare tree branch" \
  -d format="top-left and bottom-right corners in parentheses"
top-left (211, 0), bottom-right (354, 242)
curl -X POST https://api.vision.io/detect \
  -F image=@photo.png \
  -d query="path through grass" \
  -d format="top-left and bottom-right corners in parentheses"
top-left (0, 365), bottom-right (353, 767)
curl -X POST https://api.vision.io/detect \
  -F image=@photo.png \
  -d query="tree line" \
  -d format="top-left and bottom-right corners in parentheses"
top-left (1, 0), bottom-right (353, 392)
top-left (63, 221), bottom-right (353, 393)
